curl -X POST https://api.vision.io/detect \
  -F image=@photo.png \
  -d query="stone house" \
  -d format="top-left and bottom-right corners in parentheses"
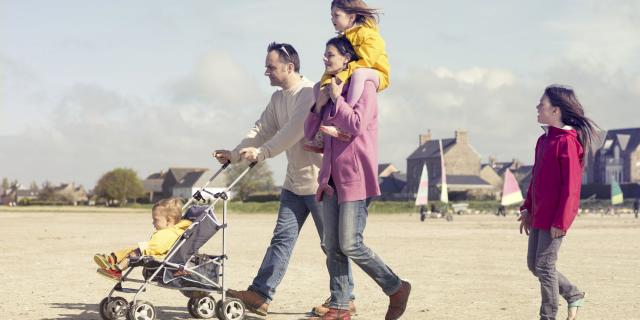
top-left (591, 127), bottom-right (640, 184)
top-left (406, 130), bottom-right (494, 201)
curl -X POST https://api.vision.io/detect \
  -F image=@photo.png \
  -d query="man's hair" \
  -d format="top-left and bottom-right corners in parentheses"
top-left (267, 42), bottom-right (300, 72)
top-left (152, 197), bottom-right (183, 222)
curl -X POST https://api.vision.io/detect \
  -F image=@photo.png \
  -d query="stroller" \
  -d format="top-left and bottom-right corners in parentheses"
top-left (98, 161), bottom-right (255, 320)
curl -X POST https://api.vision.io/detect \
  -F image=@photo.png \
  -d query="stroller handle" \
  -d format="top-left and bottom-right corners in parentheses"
top-left (182, 161), bottom-right (232, 211)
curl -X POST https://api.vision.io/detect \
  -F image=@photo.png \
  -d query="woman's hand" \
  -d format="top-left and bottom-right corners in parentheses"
top-left (315, 87), bottom-right (330, 113)
top-left (328, 77), bottom-right (344, 103)
top-left (550, 226), bottom-right (566, 238)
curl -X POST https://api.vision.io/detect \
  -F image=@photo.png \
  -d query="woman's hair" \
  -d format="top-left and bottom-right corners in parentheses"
top-left (331, 0), bottom-right (381, 25)
top-left (152, 197), bottom-right (183, 222)
top-left (326, 36), bottom-right (358, 63)
top-left (544, 85), bottom-right (599, 153)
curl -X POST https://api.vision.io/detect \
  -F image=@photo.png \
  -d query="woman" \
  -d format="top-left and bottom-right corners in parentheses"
top-left (305, 36), bottom-right (410, 320)
top-left (519, 85), bottom-right (597, 320)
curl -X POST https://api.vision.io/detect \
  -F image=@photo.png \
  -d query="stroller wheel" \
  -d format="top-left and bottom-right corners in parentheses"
top-left (188, 295), bottom-right (216, 319)
top-left (216, 298), bottom-right (246, 320)
top-left (99, 297), bottom-right (128, 320)
top-left (127, 300), bottom-right (155, 320)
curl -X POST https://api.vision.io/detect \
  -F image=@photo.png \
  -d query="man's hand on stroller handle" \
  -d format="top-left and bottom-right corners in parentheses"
top-left (239, 147), bottom-right (260, 162)
top-left (213, 150), bottom-right (232, 164)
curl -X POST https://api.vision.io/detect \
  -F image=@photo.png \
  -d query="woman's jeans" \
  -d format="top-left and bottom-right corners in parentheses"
top-left (249, 189), bottom-right (355, 302)
top-left (323, 193), bottom-right (401, 309)
top-left (527, 228), bottom-right (583, 320)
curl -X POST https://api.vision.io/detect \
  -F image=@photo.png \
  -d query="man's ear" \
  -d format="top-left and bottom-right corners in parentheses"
top-left (287, 62), bottom-right (295, 73)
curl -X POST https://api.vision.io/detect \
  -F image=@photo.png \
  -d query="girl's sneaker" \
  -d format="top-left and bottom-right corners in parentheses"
top-left (303, 131), bottom-right (324, 153)
top-left (320, 125), bottom-right (351, 141)
top-left (96, 268), bottom-right (122, 281)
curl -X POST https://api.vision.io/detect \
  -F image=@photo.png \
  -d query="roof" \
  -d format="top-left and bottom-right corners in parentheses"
top-left (143, 178), bottom-right (164, 192)
top-left (378, 163), bottom-right (393, 173)
top-left (599, 127), bottom-right (640, 156)
top-left (407, 138), bottom-right (456, 160)
top-left (168, 168), bottom-right (208, 182)
top-left (174, 170), bottom-right (228, 188)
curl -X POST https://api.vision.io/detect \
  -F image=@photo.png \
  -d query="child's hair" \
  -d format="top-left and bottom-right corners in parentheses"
top-left (267, 42), bottom-right (301, 73)
top-left (331, 0), bottom-right (381, 25)
top-left (152, 197), bottom-right (183, 222)
top-left (544, 85), bottom-right (599, 154)
top-left (327, 36), bottom-right (358, 63)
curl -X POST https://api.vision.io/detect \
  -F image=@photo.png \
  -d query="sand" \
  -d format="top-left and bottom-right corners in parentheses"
top-left (1, 208), bottom-right (639, 320)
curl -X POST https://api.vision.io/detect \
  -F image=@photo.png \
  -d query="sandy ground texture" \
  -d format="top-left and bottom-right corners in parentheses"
top-left (1, 207), bottom-right (639, 320)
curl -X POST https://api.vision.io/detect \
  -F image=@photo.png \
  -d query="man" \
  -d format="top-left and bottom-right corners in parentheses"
top-left (213, 42), bottom-right (355, 317)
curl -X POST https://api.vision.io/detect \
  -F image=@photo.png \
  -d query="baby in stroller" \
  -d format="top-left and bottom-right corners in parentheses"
top-left (93, 197), bottom-right (192, 281)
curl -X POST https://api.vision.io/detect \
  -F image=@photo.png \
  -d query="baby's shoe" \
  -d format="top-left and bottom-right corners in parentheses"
top-left (320, 125), bottom-right (351, 141)
top-left (94, 253), bottom-right (117, 270)
top-left (97, 268), bottom-right (122, 281)
top-left (303, 131), bottom-right (324, 153)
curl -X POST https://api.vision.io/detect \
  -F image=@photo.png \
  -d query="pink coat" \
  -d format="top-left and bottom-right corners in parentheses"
top-left (521, 126), bottom-right (584, 232)
top-left (304, 81), bottom-right (381, 204)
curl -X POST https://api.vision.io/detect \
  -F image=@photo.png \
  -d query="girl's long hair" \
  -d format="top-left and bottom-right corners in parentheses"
top-left (544, 85), bottom-right (599, 153)
top-left (331, 0), bottom-right (380, 25)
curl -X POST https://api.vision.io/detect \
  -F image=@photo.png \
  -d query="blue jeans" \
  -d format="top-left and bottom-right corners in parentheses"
top-left (249, 189), bottom-right (354, 302)
top-left (323, 194), bottom-right (401, 309)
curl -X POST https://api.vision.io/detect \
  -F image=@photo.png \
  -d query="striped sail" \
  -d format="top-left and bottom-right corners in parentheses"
top-left (415, 164), bottom-right (429, 206)
top-left (501, 169), bottom-right (524, 206)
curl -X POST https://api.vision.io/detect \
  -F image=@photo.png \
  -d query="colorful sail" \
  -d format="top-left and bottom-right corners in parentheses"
top-left (501, 169), bottom-right (523, 206)
top-left (611, 180), bottom-right (623, 205)
top-left (439, 139), bottom-right (449, 203)
top-left (415, 164), bottom-right (429, 206)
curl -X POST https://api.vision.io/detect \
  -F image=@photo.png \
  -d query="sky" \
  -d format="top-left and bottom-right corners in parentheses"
top-left (1, 0), bottom-right (639, 189)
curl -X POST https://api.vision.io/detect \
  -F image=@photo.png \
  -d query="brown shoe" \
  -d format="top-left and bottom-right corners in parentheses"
top-left (312, 297), bottom-right (356, 316)
top-left (311, 308), bottom-right (350, 320)
top-left (385, 280), bottom-right (411, 320)
top-left (226, 289), bottom-right (269, 316)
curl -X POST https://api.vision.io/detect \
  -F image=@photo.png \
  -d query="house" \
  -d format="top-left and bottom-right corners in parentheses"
top-left (378, 163), bottom-right (399, 178)
top-left (51, 183), bottom-right (88, 205)
top-left (591, 127), bottom-right (640, 184)
top-left (172, 170), bottom-right (228, 201)
top-left (406, 130), bottom-right (495, 201)
top-left (143, 167), bottom-right (228, 202)
top-left (379, 172), bottom-right (407, 200)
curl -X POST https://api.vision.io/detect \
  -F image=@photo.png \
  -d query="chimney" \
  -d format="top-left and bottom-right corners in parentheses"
top-left (419, 129), bottom-right (432, 146)
top-left (455, 129), bottom-right (468, 144)
top-left (488, 156), bottom-right (497, 167)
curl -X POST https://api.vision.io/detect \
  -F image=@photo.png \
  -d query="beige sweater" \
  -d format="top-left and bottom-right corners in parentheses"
top-left (231, 77), bottom-right (321, 196)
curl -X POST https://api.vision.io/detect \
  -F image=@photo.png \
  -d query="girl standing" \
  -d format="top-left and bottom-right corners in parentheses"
top-left (519, 85), bottom-right (597, 320)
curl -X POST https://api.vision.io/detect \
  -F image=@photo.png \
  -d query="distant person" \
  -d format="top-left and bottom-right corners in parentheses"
top-left (633, 198), bottom-right (639, 219)
top-left (213, 42), bottom-right (355, 317)
top-left (93, 198), bottom-right (191, 281)
top-left (419, 205), bottom-right (426, 222)
top-left (519, 85), bottom-right (598, 320)
top-left (303, 0), bottom-right (390, 154)
top-left (497, 205), bottom-right (506, 217)
top-left (305, 36), bottom-right (410, 320)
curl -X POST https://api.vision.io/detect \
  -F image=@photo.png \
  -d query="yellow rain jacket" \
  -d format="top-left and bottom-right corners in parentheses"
top-left (113, 219), bottom-right (193, 262)
top-left (320, 19), bottom-right (390, 92)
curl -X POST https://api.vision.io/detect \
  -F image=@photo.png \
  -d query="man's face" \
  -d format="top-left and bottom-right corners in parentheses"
top-left (264, 51), bottom-right (290, 87)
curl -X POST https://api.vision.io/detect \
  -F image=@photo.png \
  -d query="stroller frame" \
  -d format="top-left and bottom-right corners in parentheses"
top-left (98, 161), bottom-right (256, 320)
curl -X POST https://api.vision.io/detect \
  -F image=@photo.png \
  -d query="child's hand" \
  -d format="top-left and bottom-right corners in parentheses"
top-left (550, 226), bottom-right (566, 238)
top-left (315, 87), bottom-right (330, 113)
top-left (329, 78), bottom-right (344, 103)
top-left (517, 210), bottom-right (531, 235)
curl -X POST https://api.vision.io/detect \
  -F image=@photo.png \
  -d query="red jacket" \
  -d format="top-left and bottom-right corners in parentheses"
top-left (521, 126), bottom-right (584, 232)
